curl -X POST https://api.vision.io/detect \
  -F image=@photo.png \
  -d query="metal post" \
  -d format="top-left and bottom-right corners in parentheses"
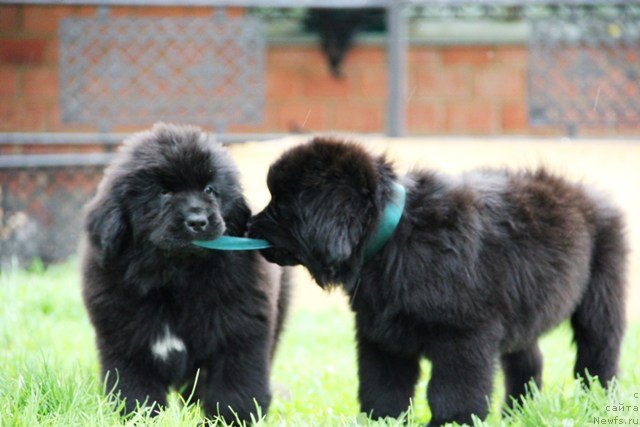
top-left (386, 1), bottom-right (407, 137)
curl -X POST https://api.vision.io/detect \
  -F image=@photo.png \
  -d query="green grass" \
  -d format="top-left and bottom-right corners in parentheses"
top-left (1, 261), bottom-right (639, 426)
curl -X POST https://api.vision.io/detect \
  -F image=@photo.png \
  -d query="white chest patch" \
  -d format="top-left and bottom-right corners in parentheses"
top-left (151, 325), bottom-right (186, 361)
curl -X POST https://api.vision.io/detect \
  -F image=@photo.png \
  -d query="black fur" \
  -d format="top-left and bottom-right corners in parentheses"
top-left (249, 137), bottom-right (627, 426)
top-left (81, 123), bottom-right (290, 423)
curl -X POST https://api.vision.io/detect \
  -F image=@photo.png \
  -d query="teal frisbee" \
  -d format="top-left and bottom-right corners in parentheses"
top-left (193, 236), bottom-right (272, 250)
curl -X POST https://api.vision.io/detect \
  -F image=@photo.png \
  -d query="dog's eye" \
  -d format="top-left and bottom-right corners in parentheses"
top-left (160, 189), bottom-right (171, 196)
top-left (204, 185), bottom-right (218, 196)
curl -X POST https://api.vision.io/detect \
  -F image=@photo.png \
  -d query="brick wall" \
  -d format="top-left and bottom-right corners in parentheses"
top-left (251, 44), bottom-right (536, 135)
top-left (0, 5), bottom-right (637, 137)
top-left (0, 165), bottom-right (104, 266)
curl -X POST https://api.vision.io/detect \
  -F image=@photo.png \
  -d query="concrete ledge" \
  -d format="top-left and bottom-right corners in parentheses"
top-left (267, 20), bottom-right (529, 46)
top-left (0, 153), bottom-right (115, 168)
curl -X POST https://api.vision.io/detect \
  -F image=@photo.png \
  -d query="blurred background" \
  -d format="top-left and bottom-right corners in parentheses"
top-left (1, 1), bottom-right (639, 317)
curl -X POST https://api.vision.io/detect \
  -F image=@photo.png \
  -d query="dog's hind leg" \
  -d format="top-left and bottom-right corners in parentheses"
top-left (571, 212), bottom-right (627, 387)
top-left (501, 344), bottom-right (542, 408)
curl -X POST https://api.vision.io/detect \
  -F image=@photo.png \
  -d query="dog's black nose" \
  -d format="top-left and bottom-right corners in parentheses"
top-left (185, 213), bottom-right (208, 233)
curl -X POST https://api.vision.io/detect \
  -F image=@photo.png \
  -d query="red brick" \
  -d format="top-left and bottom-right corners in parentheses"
top-left (0, 145), bottom-right (22, 154)
top-left (23, 67), bottom-right (57, 101)
top-left (111, 125), bottom-right (150, 134)
top-left (0, 66), bottom-right (19, 97)
top-left (268, 47), bottom-right (320, 70)
top-left (333, 102), bottom-right (383, 132)
top-left (413, 68), bottom-right (471, 100)
top-left (625, 79), bottom-right (638, 98)
top-left (408, 102), bottom-right (445, 133)
top-left (302, 55), bottom-right (337, 78)
top-left (76, 144), bottom-right (108, 153)
top-left (135, 6), bottom-right (184, 17)
top-left (624, 47), bottom-right (638, 63)
top-left (6, 175), bottom-right (20, 193)
top-left (439, 69), bottom-right (473, 99)
top-left (3, 40), bottom-right (633, 137)
top-left (263, 107), bottom-right (280, 133)
top-left (0, 39), bottom-right (46, 64)
top-left (614, 125), bottom-right (640, 135)
top-left (226, 122), bottom-right (267, 134)
top-left (139, 6), bottom-right (246, 18)
top-left (266, 70), bottom-right (301, 99)
top-left (445, 102), bottom-right (496, 133)
top-left (23, 6), bottom-right (74, 34)
top-left (408, 48), bottom-right (441, 66)
top-left (358, 67), bottom-right (386, 98)
top-left (223, 7), bottom-right (244, 18)
top-left (474, 68), bottom-right (525, 99)
top-left (18, 144), bottom-right (104, 155)
top-left (61, 5), bottom-right (132, 18)
top-left (494, 46), bottom-right (527, 66)
top-left (442, 47), bottom-right (496, 66)
top-left (109, 6), bottom-right (138, 17)
top-left (45, 38), bottom-right (58, 62)
top-left (23, 145), bottom-right (57, 154)
top-left (0, 6), bottom-right (21, 33)
top-left (135, 6), bottom-right (214, 17)
top-left (346, 46), bottom-right (385, 66)
top-left (303, 72), bottom-right (353, 98)
top-left (0, 100), bottom-right (49, 131)
top-left (501, 103), bottom-right (529, 132)
top-left (75, 5), bottom-right (100, 17)
top-left (276, 103), bottom-right (330, 132)
top-left (267, 50), bottom-right (325, 85)
top-left (312, 47), bottom-right (385, 80)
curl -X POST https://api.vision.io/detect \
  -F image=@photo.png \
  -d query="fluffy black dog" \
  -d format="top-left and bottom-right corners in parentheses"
top-left (81, 123), bottom-right (289, 422)
top-left (249, 138), bottom-right (627, 426)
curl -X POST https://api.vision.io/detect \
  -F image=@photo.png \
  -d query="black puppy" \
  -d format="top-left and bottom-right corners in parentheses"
top-left (81, 123), bottom-right (289, 422)
top-left (249, 137), bottom-right (627, 426)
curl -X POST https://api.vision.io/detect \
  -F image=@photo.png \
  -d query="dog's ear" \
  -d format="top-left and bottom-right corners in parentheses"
top-left (85, 196), bottom-right (130, 264)
top-left (306, 184), bottom-right (374, 272)
top-left (224, 196), bottom-right (252, 236)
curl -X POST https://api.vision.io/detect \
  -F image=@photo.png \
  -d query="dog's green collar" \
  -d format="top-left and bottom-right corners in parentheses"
top-left (194, 182), bottom-right (406, 255)
top-left (193, 235), bottom-right (272, 250)
top-left (363, 181), bottom-right (406, 261)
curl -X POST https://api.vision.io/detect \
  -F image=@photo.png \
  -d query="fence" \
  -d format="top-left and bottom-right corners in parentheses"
top-left (1, 0), bottom-right (638, 266)
top-left (0, 162), bottom-right (105, 266)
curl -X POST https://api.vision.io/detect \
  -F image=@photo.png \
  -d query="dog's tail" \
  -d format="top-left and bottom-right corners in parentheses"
top-left (571, 203), bottom-right (627, 387)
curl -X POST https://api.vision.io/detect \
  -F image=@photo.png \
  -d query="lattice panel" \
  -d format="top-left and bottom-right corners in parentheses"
top-left (0, 166), bottom-right (104, 266)
top-left (59, 11), bottom-right (265, 131)
top-left (528, 6), bottom-right (640, 131)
